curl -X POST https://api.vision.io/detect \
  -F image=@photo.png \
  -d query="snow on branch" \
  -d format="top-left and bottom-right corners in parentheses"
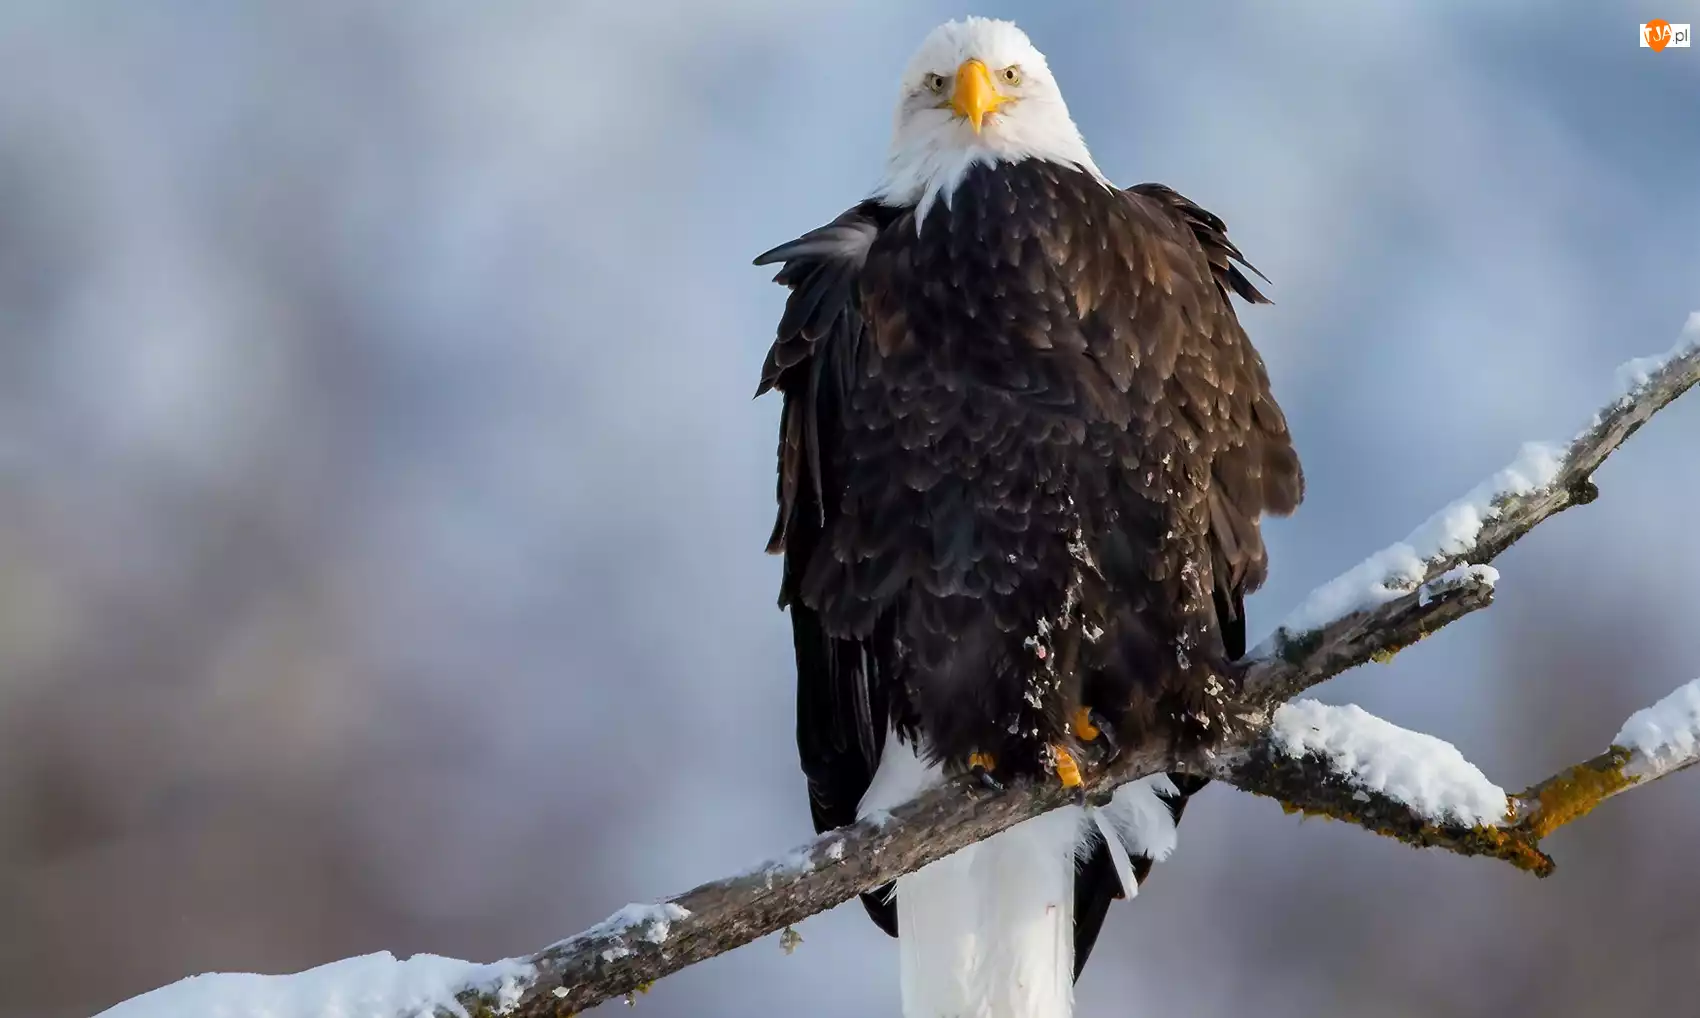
top-left (1615, 678), bottom-right (1700, 778)
top-left (95, 953), bottom-right (532, 1018)
top-left (1234, 676), bottom-right (1700, 876)
top-left (1267, 700), bottom-right (1511, 827)
top-left (1246, 309), bottom-right (1700, 704)
top-left (91, 316), bottom-right (1700, 1018)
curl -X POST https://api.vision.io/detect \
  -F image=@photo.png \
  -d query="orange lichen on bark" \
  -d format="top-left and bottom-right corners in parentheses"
top-left (1276, 800), bottom-right (1340, 821)
top-left (1519, 749), bottom-right (1637, 840)
top-left (1470, 826), bottom-right (1556, 876)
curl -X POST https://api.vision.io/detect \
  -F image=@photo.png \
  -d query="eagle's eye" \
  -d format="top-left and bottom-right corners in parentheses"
top-left (922, 72), bottom-right (948, 94)
top-left (1000, 65), bottom-right (1022, 85)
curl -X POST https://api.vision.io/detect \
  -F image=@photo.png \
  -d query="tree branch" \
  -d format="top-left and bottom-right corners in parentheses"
top-left (457, 471), bottom-right (1513, 1016)
top-left (433, 325), bottom-right (1699, 1016)
top-left (1217, 677), bottom-right (1700, 877)
top-left (96, 318), bottom-right (1700, 1017)
top-left (1247, 317), bottom-right (1700, 703)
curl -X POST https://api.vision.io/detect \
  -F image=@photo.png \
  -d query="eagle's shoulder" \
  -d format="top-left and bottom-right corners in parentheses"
top-left (1120, 182), bottom-right (1271, 307)
top-left (751, 199), bottom-right (900, 399)
top-left (1087, 178), bottom-right (1306, 596)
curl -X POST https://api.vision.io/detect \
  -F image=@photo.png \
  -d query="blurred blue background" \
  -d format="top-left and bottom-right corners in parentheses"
top-left (1, 2), bottom-right (1697, 1016)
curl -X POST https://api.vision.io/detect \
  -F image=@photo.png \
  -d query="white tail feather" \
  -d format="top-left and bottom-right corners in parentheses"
top-left (976, 807), bottom-right (1080, 1018)
top-left (895, 846), bottom-right (984, 1015)
top-left (860, 732), bottom-right (1181, 1018)
top-left (1090, 809), bottom-right (1138, 900)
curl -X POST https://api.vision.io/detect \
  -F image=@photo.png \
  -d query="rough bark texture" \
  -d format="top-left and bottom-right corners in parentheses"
top-left (1241, 566), bottom-right (1495, 706)
top-left (1217, 719), bottom-right (1700, 879)
top-left (434, 340), bottom-right (1700, 1016)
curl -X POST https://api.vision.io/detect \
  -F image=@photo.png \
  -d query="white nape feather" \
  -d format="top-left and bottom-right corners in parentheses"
top-left (859, 731), bottom-right (1180, 1018)
top-left (871, 17), bottom-right (1109, 232)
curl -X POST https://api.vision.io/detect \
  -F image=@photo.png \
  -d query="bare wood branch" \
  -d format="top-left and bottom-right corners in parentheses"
top-left (433, 338), bottom-right (1700, 1016)
top-left (1241, 564), bottom-right (1496, 706)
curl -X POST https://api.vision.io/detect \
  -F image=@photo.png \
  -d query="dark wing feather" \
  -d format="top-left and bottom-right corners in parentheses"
top-left (1071, 181), bottom-right (1303, 974)
top-left (1119, 181), bottom-right (1303, 656)
top-left (754, 200), bottom-right (901, 935)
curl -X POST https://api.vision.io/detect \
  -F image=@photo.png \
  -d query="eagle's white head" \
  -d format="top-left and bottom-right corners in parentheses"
top-left (872, 17), bottom-right (1106, 229)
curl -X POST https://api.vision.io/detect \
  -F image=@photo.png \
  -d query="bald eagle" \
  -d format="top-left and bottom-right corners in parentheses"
top-left (755, 17), bottom-right (1303, 1018)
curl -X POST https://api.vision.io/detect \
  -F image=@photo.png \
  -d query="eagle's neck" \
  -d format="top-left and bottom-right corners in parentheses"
top-left (871, 109), bottom-right (1107, 232)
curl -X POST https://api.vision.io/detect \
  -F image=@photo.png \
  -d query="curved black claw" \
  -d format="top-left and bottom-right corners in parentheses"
top-left (1073, 708), bottom-right (1121, 768)
top-left (1088, 709), bottom-right (1120, 757)
top-left (969, 764), bottom-right (1005, 793)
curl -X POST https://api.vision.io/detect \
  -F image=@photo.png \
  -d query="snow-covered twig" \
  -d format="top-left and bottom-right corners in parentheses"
top-left (94, 320), bottom-right (1700, 1018)
top-left (1246, 310), bottom-right (1700, 704)
top-left (96, 953), bottom-right (533, 1018)
top-left (1221, 677), bottom-right (1700, 876)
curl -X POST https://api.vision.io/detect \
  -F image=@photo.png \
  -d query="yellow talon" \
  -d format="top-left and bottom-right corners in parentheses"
top-left (968, 752), bottom-right (997, 772)
top-left (1053, 746), bottom-right (1083, 788)
top-left (1073, 708), bottom-right (1100, 742)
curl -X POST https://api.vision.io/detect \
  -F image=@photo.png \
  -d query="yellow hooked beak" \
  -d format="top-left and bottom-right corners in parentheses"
top-left (950, 58), bottom-right (1011, 134)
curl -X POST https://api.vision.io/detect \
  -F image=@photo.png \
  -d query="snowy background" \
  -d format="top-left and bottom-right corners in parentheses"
top-left (2, 2), bottom-right (1697, 1016)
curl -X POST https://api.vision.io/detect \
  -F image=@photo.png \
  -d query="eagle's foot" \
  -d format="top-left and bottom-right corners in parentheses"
top-left (1072, 707), bottom-right (1120, 764)
top-left (967, 752), bottom-right (1003, 792)
top-left (1052, 746), bottom-right (1084, 790)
